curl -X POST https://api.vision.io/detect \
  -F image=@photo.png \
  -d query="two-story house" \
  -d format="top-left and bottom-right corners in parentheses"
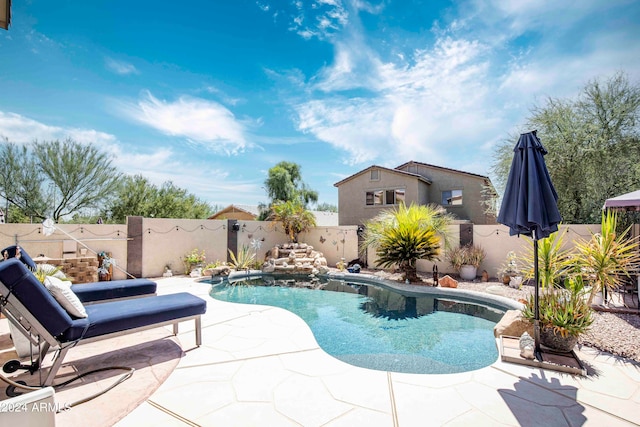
top-left (334, 161), bottom-right (497, 226)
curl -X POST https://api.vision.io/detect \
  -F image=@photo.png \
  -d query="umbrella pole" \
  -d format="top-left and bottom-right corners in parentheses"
top-left (533, 233), bottom-right (541, 359)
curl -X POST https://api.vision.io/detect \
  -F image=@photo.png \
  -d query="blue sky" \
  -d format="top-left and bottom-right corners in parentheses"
top-left (1, 0), bottom-right (639, 209)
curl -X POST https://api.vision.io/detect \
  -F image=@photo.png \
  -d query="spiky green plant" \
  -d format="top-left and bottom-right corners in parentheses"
top-left (521, 230), bottom-right (572, 289)
top-left (228, 245), bottom-right (256, 271)
top-left (574, 210), bottom-right (640, 304)
top-left (522, 276), bottom-right (593, 338)
top-left (31, 264), bottom-right (67, 284)
top-left (445, 244), bottom-right (486, 271)
top-left (362, 203), bottom-right (453, 282)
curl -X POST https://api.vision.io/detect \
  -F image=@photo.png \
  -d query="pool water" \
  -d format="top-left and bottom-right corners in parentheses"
top-left (209, 275), bottom-right (504, 374)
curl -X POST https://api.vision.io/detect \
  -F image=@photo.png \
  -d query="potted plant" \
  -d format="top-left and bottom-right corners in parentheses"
top-left (446, 244), bottom-right (486, 281)
top-left (97, 251), bottom-right (115, 281)
top-left (521, 275), bottom-right (594, 352)
top-left (183, 248), bottom-right (206, 275)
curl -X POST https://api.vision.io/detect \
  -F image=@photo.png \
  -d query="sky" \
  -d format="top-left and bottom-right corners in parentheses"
top-left (1, 0), bottom-right (639, 209)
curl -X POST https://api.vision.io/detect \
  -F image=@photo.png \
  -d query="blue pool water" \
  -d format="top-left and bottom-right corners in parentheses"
top-left (209, 275), bottom-right (504, 374)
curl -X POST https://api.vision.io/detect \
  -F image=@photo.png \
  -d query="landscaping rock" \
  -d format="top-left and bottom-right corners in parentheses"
top-left (438, 275), bottom-right (458, 288)
top-left (493, 309), bottom-right (533, 338)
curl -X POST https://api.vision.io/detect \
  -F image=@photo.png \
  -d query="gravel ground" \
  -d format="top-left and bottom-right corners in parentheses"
top-left (361, 268), bottom-right (640, 363)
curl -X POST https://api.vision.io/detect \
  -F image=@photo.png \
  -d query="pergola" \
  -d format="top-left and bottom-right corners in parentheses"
top-left (603, 190), bottom-right (640, 211)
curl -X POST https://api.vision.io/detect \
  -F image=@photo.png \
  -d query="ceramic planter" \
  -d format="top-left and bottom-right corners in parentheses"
top-left (540, 326), bottom-right (579, 353)
top-left (459, 265), bottom-right (477, 281)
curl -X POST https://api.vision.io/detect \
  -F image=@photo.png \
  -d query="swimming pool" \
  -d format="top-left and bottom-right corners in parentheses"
top-left (209, 274), bottom-right (507, 374)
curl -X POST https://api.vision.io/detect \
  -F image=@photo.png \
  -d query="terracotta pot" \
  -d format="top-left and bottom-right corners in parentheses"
top-left (540, 326), bottom-right (578, 353)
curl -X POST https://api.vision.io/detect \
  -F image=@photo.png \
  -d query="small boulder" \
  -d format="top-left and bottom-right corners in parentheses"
top-left (493, 310), bottom-right (534, 338)
top-left (438, 275), bottom-right (458, 288)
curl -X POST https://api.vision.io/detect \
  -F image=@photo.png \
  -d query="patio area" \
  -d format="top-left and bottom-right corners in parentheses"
top-left (117, 276), bottom-right (640, 426)
top-left (3, 275), bottom-right (640, 426)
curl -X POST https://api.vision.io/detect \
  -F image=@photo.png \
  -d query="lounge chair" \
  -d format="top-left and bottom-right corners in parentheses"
top-left (0, 258), bottom-right (206, 386)
top-left (1, 245), bottom-right (158, 302)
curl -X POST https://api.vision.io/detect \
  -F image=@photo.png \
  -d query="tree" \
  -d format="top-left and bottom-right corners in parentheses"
top-left (264, 161), bottom-right (318, 205)
top-left (105, 175), bottom-right (213, 222)
top-left (491, 72), bottom-right (640, 224)
top-left (260, 161), bottom-right (319, 221)
top-left (0, 142), bottom-right (48, 221)
top-left (315, 202), bottom-right (338, 212)
top-left (268, 199), bottom-right (317, 242)
top-left (362, 203), bottom-right (453, 282)
top-left (0, 138), bottom-right (120, 222)
top-left (34, 139), bottom-right (121, 222)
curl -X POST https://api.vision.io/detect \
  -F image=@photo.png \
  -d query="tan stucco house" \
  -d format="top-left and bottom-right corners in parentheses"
top-left (334, 161), bottom-right (497, 226)
top-left (209, 204), bottom-right (339, 226)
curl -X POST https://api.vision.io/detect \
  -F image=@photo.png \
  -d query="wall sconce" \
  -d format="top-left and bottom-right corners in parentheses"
top-left (231, 223), bottom-right (240, 232)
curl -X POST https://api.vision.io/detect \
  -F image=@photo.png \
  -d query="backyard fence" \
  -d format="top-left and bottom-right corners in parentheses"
top-left (0, 217), bottom-right (602, 281)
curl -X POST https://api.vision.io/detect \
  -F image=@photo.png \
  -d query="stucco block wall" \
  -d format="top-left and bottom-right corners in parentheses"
top-left (0, 220), bottom-right (601, 280)
top-left (0, 223), bottom-right (129, 280)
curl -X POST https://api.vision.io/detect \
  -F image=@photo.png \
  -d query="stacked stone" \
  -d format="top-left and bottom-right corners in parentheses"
top-left (263, 243), bottom-right (329, 275)
top-left (48, 257), bottom-right (100, 284)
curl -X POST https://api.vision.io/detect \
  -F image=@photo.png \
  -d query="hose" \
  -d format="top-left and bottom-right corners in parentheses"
top-left (1, 366), bottom-right (135, 412)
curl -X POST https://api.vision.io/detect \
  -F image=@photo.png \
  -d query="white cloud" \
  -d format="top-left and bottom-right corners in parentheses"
top-left (105, 57), bottom-right (139, 75)
top-left (0, 111), bottom-right (117, 145)
top-left (296, 36), bottom-right (502, 168)
top-left (287, 0), bottom-right (350, 40)
top-left (289, 0), bottom-right (640, 177)
top-left (118, 92), bottom-right (249, 155)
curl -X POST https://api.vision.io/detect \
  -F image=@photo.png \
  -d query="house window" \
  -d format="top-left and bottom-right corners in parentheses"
top-left (366, 190), bottom-right (384, 205)
top-left (385, 189), bottom-right (405, 205)
top-left (370, 169), bottom-right (379, 181)
top-left (385, 190), bottom-right (395, 205)
top-left (367, 189), bottom-right (405, 206)
top-left (442, 190), bottom-right (463, 205)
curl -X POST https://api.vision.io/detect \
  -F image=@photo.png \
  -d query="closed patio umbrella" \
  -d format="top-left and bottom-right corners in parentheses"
top-left (497, 130), bottom-right (562, 356)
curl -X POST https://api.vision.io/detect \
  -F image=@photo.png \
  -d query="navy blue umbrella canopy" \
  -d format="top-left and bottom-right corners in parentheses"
top-left (497, 131), bottom-right (562, 241)
top-left (497, 130), bottom-right (562, 356)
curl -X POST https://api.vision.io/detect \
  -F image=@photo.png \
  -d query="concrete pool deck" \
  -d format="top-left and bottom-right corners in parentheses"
top-left (111, 275), bottom-right (640, 426)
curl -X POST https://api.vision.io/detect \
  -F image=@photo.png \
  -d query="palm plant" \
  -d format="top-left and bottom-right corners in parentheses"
top-left (269, 200), bottom-right (316, 243)
top-left (362, 203), bottom-right (453, 282)
top-left (574, 210), bottom-right (640, 304)
top-left (521, 230), bottom-right (572, 289)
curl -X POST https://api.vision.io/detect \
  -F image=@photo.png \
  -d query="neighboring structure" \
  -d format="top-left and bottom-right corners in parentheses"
top-left (209, 204), bottom-right (339, 226)
top-left (1, 0), bottom-right (10, 30)
top-left (334, 161), bottom-right (497, 226)
top-left (208, 204), bottom-right (261, 221)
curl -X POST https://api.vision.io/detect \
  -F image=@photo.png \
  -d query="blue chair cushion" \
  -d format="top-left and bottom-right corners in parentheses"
top-left (0, 259), bottom-right (73, 337)
top-left (60, 292), bottom-right (207, 342)
top-left (72, 279), bottom-right (157, 303)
